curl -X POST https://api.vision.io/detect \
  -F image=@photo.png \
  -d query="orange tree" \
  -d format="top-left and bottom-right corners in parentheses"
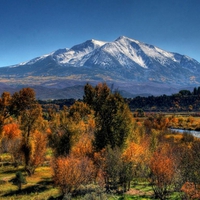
top-left (149, 143), bottom-right (177, 199)
top-left (52, 156), bottom-right (95, 195)
top-left (1, 122), bottom-right (22, 165)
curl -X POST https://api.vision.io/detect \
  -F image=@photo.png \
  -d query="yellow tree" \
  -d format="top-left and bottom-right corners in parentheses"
top-left (0, 92), bottom-right (12, 138)
top-left (11, 88), bottom-right (47, 176)
top-left (22, 130), bottom-right (47, 174)
top-left (49, 101), bottom-right (94, 157)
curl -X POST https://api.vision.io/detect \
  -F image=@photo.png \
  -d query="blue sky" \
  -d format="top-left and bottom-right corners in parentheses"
top-left (0, 0), bottom-right (200, 67)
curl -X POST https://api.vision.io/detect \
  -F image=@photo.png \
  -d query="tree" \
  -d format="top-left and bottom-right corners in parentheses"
top-left (178, 140), bottom-right (200, 198)
top-left (95, 146), bottom-right (134, 193)
top-left (11, 171), bottom-right (27, 191)
top-left (2, 122), bottom-right (22, 166)
top-left (122, 139), bottom-right (151, 179)
top-left (179, 90), bottom-right (191, 96)
top-left (68, 101), bottom-right (92, 123)
top-left (84, 83), bottom-right (133, 150)
top-left (49, 110), bottom-right (79, 157)
top-left (3, 122), bottom-right (21, 139)
top-left (193, 87), bottom-right (197, 95)
top-left (83, 83), bottom-right (95, 108)
top-left (0, 92), bottom-right (12, 138)
top-left (21, 130), bottom-right (47, 175)
top-left (11, 88), bottom-right (47, 176)
top-left (52, 156), bottom-right (95, 195)
top-left (10, 88), bottom-right (37, 117)
top-left (149, 144), bottom-right (176, 200)
top-left (71, 132), bottom-right (93, 158)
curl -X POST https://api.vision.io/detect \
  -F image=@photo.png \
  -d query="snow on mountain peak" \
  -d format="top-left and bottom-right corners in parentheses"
top-left (116, 36), bottom-right (140, 44)
top-left (52, 39), bottom-right (106, 66)
top-left (90, 39), bottom-right (107, 47)
top-left (11, 36), bottom-right (200, 74)
top-left (4, 35), bottom-right (200, 92)
top-left (110, 36), bottom-right (148, 68)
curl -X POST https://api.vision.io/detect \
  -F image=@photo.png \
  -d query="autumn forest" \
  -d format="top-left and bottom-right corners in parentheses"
top-left (1, 83), bottom-right (200, 199)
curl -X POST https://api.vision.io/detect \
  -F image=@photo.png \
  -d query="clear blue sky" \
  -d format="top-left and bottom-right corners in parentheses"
top-left (0, 0), bottom-right (200, 67)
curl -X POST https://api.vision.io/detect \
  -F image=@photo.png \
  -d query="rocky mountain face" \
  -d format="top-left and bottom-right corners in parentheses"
top-left (0, 36), bottom-right (200, 99)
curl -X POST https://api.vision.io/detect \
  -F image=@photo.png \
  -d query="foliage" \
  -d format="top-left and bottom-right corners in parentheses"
top-left (128, 86), bottom-right (200, 112)
top-left (123, 140), bottom-right (151, 179)
top-left (0, 92), bottom-right (12, 139)
top-left (20, 130), bottom-right (47, 176)
top-left (11, 88), bottom-right (47, 176)
top-left (84, 83), bottom-right (133, 150)
top-left (10, 88), bottom-right (37, 117)
top-left (2, 84), bottom-right (200, 199)
top-left (52, 156), bottom-right (95, 195)
top-left (181, 182), bottom-right (200, 199)
top-left (149, 143), bottom-right (177, 199)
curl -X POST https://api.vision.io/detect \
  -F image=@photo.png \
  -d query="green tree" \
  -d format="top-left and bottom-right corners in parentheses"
top-left (84, 83), bottom-right (133, 150)
top-left (83, 83), bottom-right (95, 107)
top-left (193, 87), bottom-right (197, 95)
top-left (103, 147), bottom-right (133, 193)
top-left (11, 171), bottom-right (27, 191)
top-left (180, 140), bottom-right (200, 190)
top-left (179, 90), bottom-right (191, 96)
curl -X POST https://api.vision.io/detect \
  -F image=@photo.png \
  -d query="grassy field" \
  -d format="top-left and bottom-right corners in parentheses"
top-left (0, 162), bottom-right (157, 200)
top-left (0, 164), bottom-right (60, 200)
top-left (0, 162), bottom-right (184, 200)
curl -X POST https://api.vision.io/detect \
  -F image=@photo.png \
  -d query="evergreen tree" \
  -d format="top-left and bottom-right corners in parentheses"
top-left (193, 87), bottom-right (197, 95)
top-left (11, 171), bottom-right (27, 191)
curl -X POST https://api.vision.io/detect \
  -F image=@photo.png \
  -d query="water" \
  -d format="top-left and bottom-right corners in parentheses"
top-left (170, 128), bottom-right (200, 138)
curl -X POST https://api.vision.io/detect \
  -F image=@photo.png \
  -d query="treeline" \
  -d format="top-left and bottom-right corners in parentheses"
top-left (39, 86), bottom-right (200, 113)
top-left (127, 87), bottom-right (200, 112)
top-left (1, 84), bottom-right (200, 199)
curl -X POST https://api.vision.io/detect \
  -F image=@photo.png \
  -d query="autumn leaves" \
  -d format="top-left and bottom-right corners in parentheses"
top-left (1, 83), bottom-right (200, 198)
top-left (0, 88), bottom-right (47, 176)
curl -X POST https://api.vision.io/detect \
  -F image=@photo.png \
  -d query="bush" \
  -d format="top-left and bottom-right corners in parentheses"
top-left (11, 171), bottom-right (27, 191)
top-left (52, 156), bottom-right (95, 195)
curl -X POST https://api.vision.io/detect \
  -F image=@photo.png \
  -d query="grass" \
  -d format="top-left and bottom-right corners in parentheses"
top-left (0, 163), bottom-right (183, 200)
top-left (0, 151), bottom-right (184, 200)
top-left (0, 163), bottom-right (156, 200)
top-left (0, 164), bottom-right (60, 200)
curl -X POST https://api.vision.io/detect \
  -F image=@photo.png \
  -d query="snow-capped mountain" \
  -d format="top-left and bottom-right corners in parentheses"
top-left (0, 36), bottom-right (200, 99)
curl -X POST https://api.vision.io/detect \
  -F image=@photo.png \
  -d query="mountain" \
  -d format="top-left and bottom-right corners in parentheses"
top-left (0, 36), bottom-right (200, 99)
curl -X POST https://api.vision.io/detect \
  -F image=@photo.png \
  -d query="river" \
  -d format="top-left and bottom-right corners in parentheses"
top-left (170, 128), bottom-right (200, 138)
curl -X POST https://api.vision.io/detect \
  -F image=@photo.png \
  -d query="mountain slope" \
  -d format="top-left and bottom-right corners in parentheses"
top-left (0, 36), bottom-right (200, 99)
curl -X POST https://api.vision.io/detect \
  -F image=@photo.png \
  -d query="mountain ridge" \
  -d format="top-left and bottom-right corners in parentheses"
top-left (0, 36), bottom-right (200, 99)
